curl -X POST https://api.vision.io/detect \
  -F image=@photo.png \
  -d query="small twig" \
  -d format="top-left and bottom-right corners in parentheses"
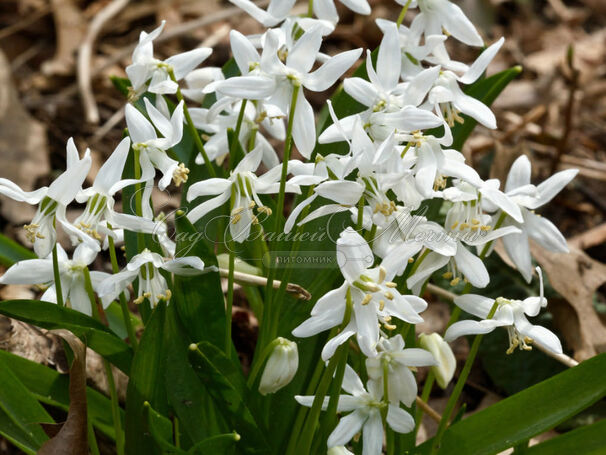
top-left (91, 107), bottom-right (125, 145)
top-left (552, 45), bottom-right (579, 174)
top-left (218, 268), bottom-right (311, 300)
top-left (78, 0), bottom-right (130, 124)
top-left (425, 284), bottom-right (580, 368)
top-left (416, 396), bottom-right (442, 423)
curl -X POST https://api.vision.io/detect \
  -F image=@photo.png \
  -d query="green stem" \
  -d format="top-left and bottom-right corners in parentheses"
top-left (307, 0), bottom-right (314, 17)
top-left (228, 100), bottom-right (248, 168)
top-left (132, 148), bottom-right (146, 251)
top-left (396, 0), bottom-right (412, 28)
top-left (169, 70), bottom-right (215, 177)
top-left (297, 288), bottom-right (353, 454)
top-left (225, 242), bottom-right (235, 357)
top-left (356, 194), bottom-right (365, 231)
top-left (83, 268), bottom-right (124, 455)
top-left (52, 243), bottom-right (64, 307)
top-left (107, 225), bottom-right (138, 350)
top-left (415, 371), bottom-right (434, 434)
top-left (87, 417), bottom-right (101, 455)
top-left (429, 301), bottom-right (499, 454)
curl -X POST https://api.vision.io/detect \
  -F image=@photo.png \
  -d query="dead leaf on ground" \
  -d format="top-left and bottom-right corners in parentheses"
top-left (530, 242), bottom-right (606, 360)
top-left (0, 50), bottom-right (49, 224)
top-left (39, 330), bottom-right (88, 455)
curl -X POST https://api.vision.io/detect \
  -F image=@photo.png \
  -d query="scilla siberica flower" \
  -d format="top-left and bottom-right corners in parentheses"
top-left (445, 267), bottom-right (563, 355)
top-left (0, 244), bottom-right (107, 316)
top-left (97, 249), bottom-right (211, 308)
top-left (186, 144), bottom-right (301, 243)
top-left (0, 138), bottom-right (96, 258)
top-left (293, 228), bottom-right (428, 360)
top-left (126, 21), bottom-right (212, 98)
top-left (296, 365), bottom-right (415, 455)
top-left (418, 332), bottom-right (456, 389)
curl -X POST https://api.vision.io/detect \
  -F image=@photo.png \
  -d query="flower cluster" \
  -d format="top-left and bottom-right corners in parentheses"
top-left (0, 0), bottom-right (577, 454)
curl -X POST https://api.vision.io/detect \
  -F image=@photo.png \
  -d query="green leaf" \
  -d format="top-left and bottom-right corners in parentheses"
top-left (0, 350), bottom-right (120, 440)
top-left (125, 302), bottom-right (169, 455)
top-left (524, 419), bottom-right (606, 455)
top-left (0, 300), bottom-right (132, 374)
top-left (163, 303), bottom-right (226, 446)
top-left (188, 342), bottom-right (270, 454)
top-left (0, 356), bottom-right (52, 451)
top-left (417, 353), bottom-right (606, 454)
top-left (144, 402), bottom-right (184, 454)
top-left (0, 407), bottom-right (41, 455)
top-left (187, 432), bottom-right (240, 454)
top-left (0, 233), bottom-right (35, 267)
top-left (173, 215), bottom-right (226, 348)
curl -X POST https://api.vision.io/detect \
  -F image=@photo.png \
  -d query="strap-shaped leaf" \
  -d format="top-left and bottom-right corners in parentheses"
top-left (0, 233), bottom-right (35, 267)
top-left (0, 300), bottom-right (132, 374)
top-left (0, 350), bottom-right (120, 440)
top-left (188, 342), bottom-right (270, 454)
top-left (417, 353), bottom-right (606, 454)
top-left (524, 418), bottom-right (606, 455)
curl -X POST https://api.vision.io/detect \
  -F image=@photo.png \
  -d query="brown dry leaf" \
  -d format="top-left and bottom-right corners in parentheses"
top-left (39, 330), bottom-right (88, 455)
top-left (42, 0), bottom-right (87, 76)
top-left (530, 241), bottom-right (606, 360)
top-left (0, 50), bottom-right (50, 224)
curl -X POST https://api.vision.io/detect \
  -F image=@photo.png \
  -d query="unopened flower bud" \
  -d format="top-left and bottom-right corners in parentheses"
top-left (419, 333), bottom-right (456, 389)
top-left (259, 337), bottom-right (298, 395)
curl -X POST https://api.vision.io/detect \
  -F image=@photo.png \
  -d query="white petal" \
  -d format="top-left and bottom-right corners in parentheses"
top-left (328, 410), bottom-right (366, 448)
top-left (316, 180), bottom-right (364, 205)
top-left (165, 47), bottom-right (212, 81)
top-left (529, 169), bottom-right (578, 209)
top-left (459, 37), bottom-right (505, 85)
top-left (186, 191), bottom-right (231, 224)
top-left (524, 211), bottom-right (568, 253)
top-left (376, 23), bottom-right (401, 91)
top-left (337, 228), bottom-right (373, 282)
top-left (304, 49), bottom-right (363, 92)
top-left (505, 155), bottom-right (532, 192)
top-left (344, 78), bottom-right (378, 107)
top-left (406, 252), bottom-right (449, 295)
top-left (187, 178), bottom-right (231, 200)
top-left (313, 0), bottom-right (339, 23)
top-left (95, 137), bottom-right (131, 194)
top-left (386, 405), bottom-right (415, 434)
top-left (125, 103), bottom-right (157, 144)
top-left (230, 30), bottom-right (260, 74)
top-left (444, 319), bottom-right (501, 341)
top-left (362, 411), bottom-right (383, 455)
top-left (291, 94), bottom-right (316, 159)
top-left (162, 256), bottom-right (206, 275)
top-left (454, 294), bottom-right (495, 319)
top-left (0, 259), bottom-right (54, 284)
top-left (321, 325), bottom-right (356, 360)
top-left (287, 27), bottom-right (322, 74)
top-left (502, 227), bottom-right (533, 283)
top-left (481, 187), bottom-right (523, 223)
top-left (454, 244), bottom-right (489, 288)
top-left (440, 2), bottom-right (484, 46)
top-left (214, 76), bottom-right (276, 99)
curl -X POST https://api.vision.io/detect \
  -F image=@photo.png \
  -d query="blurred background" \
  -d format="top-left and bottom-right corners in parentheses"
top-left (0, 0), bottom-right (604, 451)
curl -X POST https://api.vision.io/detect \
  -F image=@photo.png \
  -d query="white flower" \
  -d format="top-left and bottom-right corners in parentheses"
top-left (428, 37), bottom-right (504, 130)
top-left (418, 332), bottom-right (456, 389)
top-left (229, 0), bottom-right (370, 26)
top-left (181, 67), bottom-right (225, 103)
top-left (410, 0), bottom-right (484, 47)
top-left (0, 138), bottom-right (95, 258)
top-left (211, 27), bottom-right (362, 158)
top-left (258, 337), bottom-right (299, 395)
top-left (126, 21), bottom-right (212, 96)
top-left (125, 98), bottom-right (187, 190)
top-left (295, 365), bottom-right (415, 455)
top-left (0, 244), bottom-right (107, 316)
top-left (71, 137), bottom-right (157, 244)
top-left (186, 144), bottom-right (301, 242)
top-left (406, 181), bottom-right (522, 293)
top-left (366, 334), bottom-right (436, 406)
top-left (498, 155), bottom-right (578, 282)
top-left (97, 248), bottom-right (209, 308)
top-left (292, 228), bottom-right (427, 359)
top-left (445, 267), bottom-right (563, 355)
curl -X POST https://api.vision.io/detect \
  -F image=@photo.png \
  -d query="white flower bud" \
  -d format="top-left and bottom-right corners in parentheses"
top-left (419, 333), bottom-right (456, 389)
top-left (258, 337), bottom-right (298, 395)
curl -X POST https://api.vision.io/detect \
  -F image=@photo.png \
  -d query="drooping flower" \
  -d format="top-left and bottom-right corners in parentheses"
top-left (126, 21), bottom-right (212, 97)
top-left (125, 98), bottom-right (188, 190)
top-left (97, 249), bottom-right (211, 308)
top-left (444, 267), bottom-right (563, 355)
top-left (0, 244), bottom-right (106, 316)
top-left (295, 365), bottom-right (415, 455)
top-left (0, 138), bottom-right (96, 258)
top-left (293, 228), bottom-right (427, 359)
top-left (186, 144), bottom-right (301, 242)
top-left (497, 155), bottom-right (578, 282)
top-left (366, 334), bottom-right (436, 406)
top-left (418, 332), bottom-right (456, 388)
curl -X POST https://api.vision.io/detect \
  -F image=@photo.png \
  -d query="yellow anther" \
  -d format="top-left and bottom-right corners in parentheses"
top-left (384, 291), bottom-right (394, 300)
top-left (459, 223), bottom-right (469, 231)
top-left (248, 200), bottom-right (256, 209)
top-left (450, 277), bottom-right (461, 286)
top-left (231, 214), bottom-right (242, 224)
top-left (379, 300), bottom-right (385, 311)
top-left (450, 221), bottom-right (459, 230)
top-left (385, 281), bottom-right (397, 288)
top-left (408, 257), bottom-right (414, 263)
top-left (471, 218), bottom-right (480, 225)
top-left (173, 163), bottom-right (190, 186)
top-left (383, 322), bottom-right (397, 330)
top-left (442, 272), bottom-right (453, 279)
top-left (361, 294), bottom-right (372, 306)
top-left (481, 225), bottom-right (492, 231)
top-left (378, 267), bottom-right (386, 284)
